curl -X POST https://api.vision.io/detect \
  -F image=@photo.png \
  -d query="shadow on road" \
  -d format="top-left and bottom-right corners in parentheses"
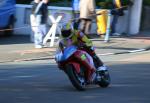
top-left (0, 35), bottom-right (31, 45)
top-left (0, 62), bottom-right (150, 103)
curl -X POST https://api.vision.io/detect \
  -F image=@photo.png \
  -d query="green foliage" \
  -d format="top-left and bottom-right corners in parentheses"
top-left (16, 0), bottom-right (31, 4)
top-left (49, 0), bottom-right (71, 7)
top-left (16, 0), bottom-right (72, 6)
top-left (95, 0), bottom-right (133, 9)
top-left (143, 0), bottom-right (150, 6)
top-left (95, 0), bottom-right (112, 9)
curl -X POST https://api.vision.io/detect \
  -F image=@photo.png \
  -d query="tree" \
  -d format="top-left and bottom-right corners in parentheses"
top-left (143, 0), bottom-right (150, 6)
top-left (16, 0), bottom-right (31, 4)
top-left (16, 0), bottom-right (72, 5)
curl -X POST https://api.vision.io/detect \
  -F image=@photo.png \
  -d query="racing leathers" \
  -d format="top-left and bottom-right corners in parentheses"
top-left (58, 30), bottom-right (104, 69)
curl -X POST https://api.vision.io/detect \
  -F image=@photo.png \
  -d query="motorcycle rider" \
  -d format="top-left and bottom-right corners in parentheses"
top-left (57, 22), bottom-right (107, 82)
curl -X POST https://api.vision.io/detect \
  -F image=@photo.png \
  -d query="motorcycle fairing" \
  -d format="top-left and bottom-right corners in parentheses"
top-left (73, 50), bottom-right (95, 81)
top-left (63, 45), bottom-right (77, 60)
top-left (69, 62), bottom-right (81, 74)
top-left (55, 45), bottom-right (77, 62)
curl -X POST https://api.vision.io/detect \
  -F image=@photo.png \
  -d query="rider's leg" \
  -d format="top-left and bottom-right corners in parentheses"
top-left (84, 19), bottom-right (92, 36)
top-left (85, 47), bottom-right (107, 71)
top-left (93, 53), bottom-right (104, 68)
top-left (79, 19), bottom-right (86, 33)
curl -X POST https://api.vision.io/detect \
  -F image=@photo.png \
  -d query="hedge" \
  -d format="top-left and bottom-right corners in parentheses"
top-left (143, 0), bottom-right (150, 6)
top-left (16, 0), bottom-right (71, 4)
top-left (16, 0), bottom-right (150, 7)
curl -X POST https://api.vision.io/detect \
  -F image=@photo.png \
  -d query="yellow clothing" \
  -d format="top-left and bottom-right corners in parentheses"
top-left (59, 31), bottom-right (93, 50)
top-left (115, 0), bottom-right (122, 8)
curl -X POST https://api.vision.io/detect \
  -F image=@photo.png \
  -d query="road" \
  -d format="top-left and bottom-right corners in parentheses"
top-left (0, 51), bottom-right (150, 103)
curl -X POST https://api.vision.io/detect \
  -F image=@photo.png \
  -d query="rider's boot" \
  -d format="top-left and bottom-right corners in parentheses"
top-left (97, 65), bottom-right (107, 72)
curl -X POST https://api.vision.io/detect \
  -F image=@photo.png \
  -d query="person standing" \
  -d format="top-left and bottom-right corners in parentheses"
top-left (110, 0), bottom-right (133, 36)
top-left (72, 0), bottom-right (80, 30)
top-left (79, 0), bottom-right (96, 37)
top-left (31, 0), bottom-right (49, 48)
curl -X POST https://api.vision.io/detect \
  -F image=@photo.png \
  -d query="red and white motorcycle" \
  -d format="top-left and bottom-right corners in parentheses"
top-left (55, 45), bottom-right (111, 91)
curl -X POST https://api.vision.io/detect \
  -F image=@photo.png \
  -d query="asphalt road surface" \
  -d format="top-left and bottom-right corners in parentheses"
top-left (0, 51), bottom-right (150, 103)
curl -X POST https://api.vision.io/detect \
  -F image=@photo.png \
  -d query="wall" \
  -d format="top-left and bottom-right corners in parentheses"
top-left (14, 4), bottom-right (131, 35)
top-left (14, 4), bottom-right (73, 35)
top-left (128, 0), bottom-right (143, 35)
top-left (141, 6), bottom-right (150, 31)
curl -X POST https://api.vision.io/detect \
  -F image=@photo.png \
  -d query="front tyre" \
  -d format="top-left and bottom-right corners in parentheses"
top-left (65, 64), bottom-right (86, 91)
top-left (98, 70), bottom-right (111, 88)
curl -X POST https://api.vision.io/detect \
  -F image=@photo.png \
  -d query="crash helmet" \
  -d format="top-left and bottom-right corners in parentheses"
top-left (60, 22), bottom-right (74, 39)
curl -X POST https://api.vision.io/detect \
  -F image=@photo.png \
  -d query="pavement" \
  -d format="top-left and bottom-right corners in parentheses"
top-left (0, 33), bottom-right (150, 63)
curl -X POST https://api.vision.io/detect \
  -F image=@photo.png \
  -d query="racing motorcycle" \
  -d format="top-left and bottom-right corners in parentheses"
top-left (55, 45), bottom-right (110, 91)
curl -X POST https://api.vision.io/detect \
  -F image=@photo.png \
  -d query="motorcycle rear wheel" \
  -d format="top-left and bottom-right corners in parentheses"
top-left (65, 64), bottom-right (86, 91)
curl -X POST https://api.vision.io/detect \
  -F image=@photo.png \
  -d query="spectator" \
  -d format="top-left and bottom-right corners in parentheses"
top-left (72, 0), bottom-right (80, 30)
top-left (110, 0), bottom-right (133, 36)
top-left (30, 0), bottom-right (49, 48)
top-left (79, 0), bottom-right (96, 37)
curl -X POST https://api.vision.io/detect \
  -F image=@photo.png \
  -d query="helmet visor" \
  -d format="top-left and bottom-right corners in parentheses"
top-left (61, 29), bottom-right (72, 38)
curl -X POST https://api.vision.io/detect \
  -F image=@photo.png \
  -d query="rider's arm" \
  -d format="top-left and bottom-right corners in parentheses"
top-left (77, 31), bottom-right (93, 47)
top-left (58, 41), bottom-right (64, 52)
top-left (56, 40), bottom-right (64, 53)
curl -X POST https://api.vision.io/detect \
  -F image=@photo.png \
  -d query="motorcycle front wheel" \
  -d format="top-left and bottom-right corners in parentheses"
top-left (65, 64), bottom-right (86, 91)
top-left (98, 70), bottom-right (111, 88)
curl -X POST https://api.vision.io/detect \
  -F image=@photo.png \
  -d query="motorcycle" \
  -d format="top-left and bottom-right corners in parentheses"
top-left (55, 45), bottom-right (110, 91)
